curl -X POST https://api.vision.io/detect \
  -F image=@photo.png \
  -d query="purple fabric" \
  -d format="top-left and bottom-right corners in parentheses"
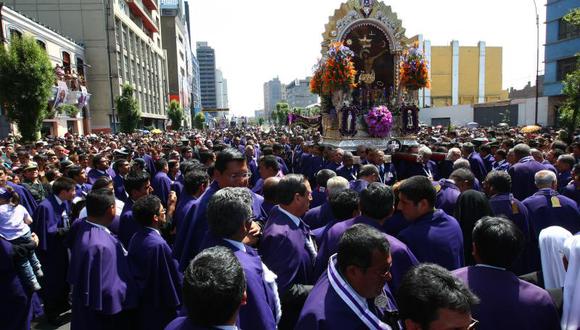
top-left (562, 183), bottom-right (580, 207)
top-left (142, 154), bottom-right (157, 176)
top-left (398, 209), bottom-right (464, 270)
top-left (323, 160), bottom-right (341, 172)
top-left (252, 178), bottom-right (264, 195)
top-left (315, 215), bottom-right (418, 290)
top-left (171, 180), bottom-right (184, 202)
top-left (247, 157), bottom-right (259, 187)
top-left (128, 227), bottom-right (182, 330)
top-left (310, 188), bottom-right (327, 209)
top-left (557, 171), bottom-right (572, 192)
top-left (542, 160), bottom-right (558, 175)
top-left (303, 202), bottom-right (335, 230)
top-left (468, 152), bottom-right (488, 183)
top-left (172, 201), bottom-right (198, 264)
top-left (113, 175), bottom-right (128, 203)
top-left (482, 154), bottom-right (495, 173)
top-left (336, 165), bottom-right (359, 182)
top-left (508, 157), bottom-right (546, 201)
top-left (261, 206), bottom-right (315, 293)
top-left (87, 168), bottom-right (111, 185)
top-left (0, 238), bottom-right (33, 330)
top-left (382, 211), bottom-right (410, 237)
top-left (434, 179), bottom-right (461, 216)
top-left (8, 181), bottom-right (38, 216)
top-left (75, 183), bottom-right (93, 198)
top-left (200, 234), bottom-right (277, 330)
top-left (522, 188), bottom-right (580, 240)
top-left (453, 266), bottom-right (560, 330)
top-left (173, 194), bottom-right (197, 235)
top-left (164, 317), bottom-right (214, 330)
top-left (68, 221), bottom-right (137, 330)
top-left (276, 155), bottom-right (289, 174)
top-left (403, 160), bottom-right (440, 180)
top-left (349, 179), bottom-right (369, 194)
top-left (493, 159), bottom-right (510, 172)
top-left (118, 200), bottom-right (140, 248)
top-left (377, 163), bottom-right (397, 185)
top-left (152, 172), bottom-right (172, 207)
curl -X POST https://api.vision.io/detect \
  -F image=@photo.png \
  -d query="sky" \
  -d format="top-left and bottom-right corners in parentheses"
top-left (187, 0), bottom-right (546, 116)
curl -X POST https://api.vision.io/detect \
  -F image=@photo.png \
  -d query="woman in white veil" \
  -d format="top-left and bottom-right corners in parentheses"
top-left (562, 235), bottom-right (580, 330)
top-left (539, 226), bottom-right (573, 289)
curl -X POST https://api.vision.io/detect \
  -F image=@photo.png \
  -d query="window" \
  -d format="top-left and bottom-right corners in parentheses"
top-left (557, 57), bottom-right (578, 81)
top-left (9, 29), bottom-right (22, 40)
top-left (36, 40), bottom-right (46, 50)
top-left (62, 51), bottom-right (71, 74)
top-left (76, 58), bottom-right (85, 77)
top-left (559, 18), bottom-right (580, 40)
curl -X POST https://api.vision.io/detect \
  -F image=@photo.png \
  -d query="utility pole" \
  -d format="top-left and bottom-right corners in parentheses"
top-left (533, 0), bottom-right (540, 125)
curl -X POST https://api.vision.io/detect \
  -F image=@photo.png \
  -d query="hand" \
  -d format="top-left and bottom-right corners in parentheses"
top-left (31, 232), bottom-right (39, 247)
top-left (248, 221), bottom-right (262, 237)
top-left (168, 191), bottom-right (177, 206)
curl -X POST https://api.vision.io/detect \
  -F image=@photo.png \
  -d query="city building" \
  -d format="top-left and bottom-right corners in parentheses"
top-left (285, 77), bottom-right (318, 109)
top-left (0, 4), bottom-right (89, 137)
top-left (184, 1), bottom-right (201, 116)
top-left (161, 0), bottom-right (193, 128)
top-left (196, 41), bottom-right (217, 110)
top-left (263, 77), bottom-right (284, 118)
top-left (416, 36), bottom-right (508, 108)
top-left (215, 68), bottom-right (228, 109)
top-left (544, 0), bottom-right (579, 125)
top-left (7, 0), bottom-right (170, 132)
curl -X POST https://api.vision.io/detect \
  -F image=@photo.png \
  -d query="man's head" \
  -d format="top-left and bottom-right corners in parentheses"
top-left (479, 144), bottom-right (491, 157)
top-left (397, 176), bottom-right (436, 221)
top-left (92, 154), bottom-right (110, 171)
top-left (397, 263), bottom-right (479, 330)
top-left (67, 165), bottom-right (87, 184)
top-left (446, 148), bottom-right (462, 162)
top-left (512, 143), bottom-right (531, 161)
top-left (114, 159), bottom-right (131, 176)
top-left (262, 176), bottom-right (280, 204)
top-left (258, 155), bottom-right (280, 180)
top-left (556, 154), bottom-right (575, 174)
top-left (472, 216), bottom-right (524, 269)
top-left (483, 170), bottom-right (511, 197)
top-left (449, 168), bottom-right (475, 193)
top-left (494, 149), bottom-right (506, 162)
top-left (418, 146), bottom-right (432, 164)
top-left (342, 151), bottom-right (354, 167)
top-left (358, 164), bottom-right (379, 183)
top-left (52, 177), bottom-right (76, 201)
top-left (535, 170), bottom-right (557, 190)
top-left (315, 169), bottom-right (337, 189)
top-left (337, 224), bottom-right (392, 299)
top-left (132, 195), bottom-right (166, 229)
top-left (184, 170), bottom-right (209, 197)
top-left (530, 148), bottom-right (544, 163)
top-left (326, 176), bottom-right (349, 197)
top-left (207, 187), bottom-right (253, 241)
top-left (22, 163), bottom-right (39, 181)
top-left (124, 171), bottom-right (152, 200)
top-left (183, 246), bottom-right (247, 327)
top-left (329, 189), bottom-right (360, 221)
top-left (360, 182), bottom-right (394, 221)
top-left (368, 149), bottom-right (385, 166)
top-left (85, 188), bottom-right (116, 225)
top-left (213, 149), bottom-right (249, 188)
top-left (461, 143), bottom-right (475, 157)
top-left (276, 174), bottom-right (312, 217)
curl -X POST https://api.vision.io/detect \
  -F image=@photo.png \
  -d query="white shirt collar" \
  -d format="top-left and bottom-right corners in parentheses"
top-left (475, 263), bottom-right (506, 271)
top-left (278, 206), bottom-right (301, 227)
top-left (145, 227), bottom-right (160, 236)
top-left (54, 195), bottom-right (64, 206)
top-left (215, 326), bottom-right (238, 330)
top-left (223, 238), bottom-right (246, 253)
top-left (86, 219), bottom-right (111, 234)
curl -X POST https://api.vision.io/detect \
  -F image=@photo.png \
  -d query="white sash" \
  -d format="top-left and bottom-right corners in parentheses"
top-left (327, 254), bottom-right (392, 330)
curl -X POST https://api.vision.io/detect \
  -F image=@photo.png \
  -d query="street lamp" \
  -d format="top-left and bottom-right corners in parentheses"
top-left (533, 0), bottom-right (540, 125)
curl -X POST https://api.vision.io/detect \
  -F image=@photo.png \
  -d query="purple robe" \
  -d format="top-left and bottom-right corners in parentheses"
top-left (87, 168), bottom-right (111, 185)
top-left (172, 200), bottom-right (198, 264)
top-left (142, 154), bottom-right (157, 176)
top-left (453, 266), bottom-right (560, 330)
top-left (468, 152), bottom-right (488, 183)
top-left (310, 188), bottom-right (327, 209)
top-left (482, 154), bottom-right (495, 173)
top-left (296, 271), bottom-right (399, 330)
top-left (200, 234), bottom-right (277, 330)
top-left (171, 179), bottom-right (184, 202)
top-left (113, 175), bottom-right (128, 203)
top-left (262, 200), bottom-right (276, 217)
top-left (118, 199), bottom-right (141, 248)
top-left (164, 317), bottom-right (217, 330)
top-left (251, 178), bottom-right (265, 195)
top-left (75, 182), bottom-right (93, 198)
top-left (30, 195), bottom-right (71, 316)
top-left (493, 159), bottom-right (510, 172)
top-left (314, 215), bottom-right (418, 290)
top-left (336, 165), bottom-right (359, 182)
top-left (542, 160), bottom-right (558, 175)
top-left (7, 181), bottom-right (38, 216)
top-left (508, 156), bottom-right (546, 201)
top-left (522, 188), bottom-right (580, 240)
top-left (398, 209), bottom-right (464, 270)
top-left (349, 179), bottom-right (369, 194)
top-left (382, 211), bottom-right (410, 237)
top-left (557, 171), bottom-right (572, 192)
top-left (303, 202), bottom-right (335, 230)
top-left (434, 179), bottom-right (461, 216)
top-left (0, 238), bottom-right (33, 330)
top-left (246, 157), bottom-right (259, 187)
top-left (152, 171), bottom-right (172, 207)
top-left (67, 221), bottom-right (138, 330)
top-left (128, 227), bottom-right (182, 330)
top-left (562, 182), bottom-right (580, 206)
top-left (276, 155), bottom-right (289, 175)
top-left (173, 194), bottom-right (197, 235)
top-left (260, 206), bottom-right (315, 293)
top-left (377, 163), bottom-right (397, 185)
top-left (323, 160), bottom-right (341, 172)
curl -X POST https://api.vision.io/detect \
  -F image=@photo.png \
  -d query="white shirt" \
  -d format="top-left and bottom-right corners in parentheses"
top-left (0, 204), bottom-right (31, 240)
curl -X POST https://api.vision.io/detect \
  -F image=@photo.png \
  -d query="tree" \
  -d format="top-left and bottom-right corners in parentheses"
top-left (258, 117), bottom-right (264, 126)
top-left (194, 112), bottom-right (205, 130)
top-left (167, 100), bottom-right (184, 130)
top-left (116, 83), bottom-right (141, 133)
top-left (0, 35), bottom-right (54, 142)
top-left (273, 102), bottom-right (290, 125)
top-left (558, 9), bottom-right (580, 137)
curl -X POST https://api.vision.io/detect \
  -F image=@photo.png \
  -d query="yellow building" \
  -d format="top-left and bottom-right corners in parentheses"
top-left (414, 36), bottom-right (509, 108)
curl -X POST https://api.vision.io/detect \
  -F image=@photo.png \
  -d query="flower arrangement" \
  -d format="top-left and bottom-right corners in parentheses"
top-left (399, 42), bottom-right (431, 90)
top-left (310, 42), bottom-right (357, 95)
top-left (365, 105), bottom-right (393, 138)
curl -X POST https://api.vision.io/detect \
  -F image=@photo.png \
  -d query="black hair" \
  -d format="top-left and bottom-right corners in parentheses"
top-left (183, 246), bottom-right (246, 327)
top-left (494, 149), bottom-right (507, 159)
top-left (315, 169), bottom-right (337, 188)
top-left (329, 189), bottom-right (359, 221)
top-left (262, 178), bottom-right (279, 203)
top-left (67, 165), bottom-right (84, 179)
top-left (552, 140), bottom-right (568, 151)
top-left (214, 148), bottom-right (245, 173)
top-left (358, 164), bottom-right (379, 178)
top-left (85, 189), bottom-right (115, 218)
top-left (398, 176), bottom-right (436, 208)
top-left (92, 176), bottom-right (113, 191)
top-left (168, 159), bottom-right (179, 171)
top-left (91, 154), bottom-right (107, 168)
top-left (472, 216), bottom-right (524, 268)
top-left (397, 263), bottom-right (479, 329)
top-left (52, 177), bottom-right (76, 195)
top-left (450, 168), bottom-right (475, 187)
top-left (276, 174), bottom-right (308, 205)
top-left (155, 159), bottom-right (168, 172)
top-left (132, 195), bottom-right (162, 227)
top-left (337, 224), bottom-right (390, 275)
top-left (199, 151), bottom-right (215, 165)
top-left (124, 171), bottom-right (151, 195)
top-left (360, 182), bottom-right (394, 219)
top-left (259, 155), bottom-right (280, 172)
top-left (184, 170), bottom-right (209, 195)
top-left (485, 170), bottom-right (511, 193)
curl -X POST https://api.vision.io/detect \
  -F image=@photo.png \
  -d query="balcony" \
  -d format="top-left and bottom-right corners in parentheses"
top-left (142, 0), bottom-right (157, 11)
top-left (125, 0), bottom-right (158, 34)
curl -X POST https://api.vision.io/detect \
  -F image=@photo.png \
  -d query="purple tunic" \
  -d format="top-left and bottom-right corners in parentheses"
top-left (336, 165), bottom-right (359, 182)
top-left (0, 238), bottom-right (33, 330)
top-left (398, 209), bottom-right (464, 270)
top-left (382, 211), bottom-right (410, 237)
top-left (68, 221), bottom-right (138, 330)
top-left (152, 171), bottom-right (172, 207)
top-left (522, 188), bottom-right (580, 239)
top-left (508, 156), bottom-right (546, 201)
top-left (260, 206), bottom-right (315, 293)
top-left (118, 199), bottom-right (141, 248)
top-left (75, 182), bottom-right (93, 198)
top-left (349, 179), bottom-right (369, 194)
top-left (113, 175), bottom-right (128, 203)
top-left (314, 215), bottom-right (418, 290)
top-left (303, 202), bottom-right (335, 230)
top-left (164, 317), bottom-right (216, 330)
top-left (310, 188), bottom-right (327, 209)
top-left (128, 227), bottom-right (182, 330)
top-left (468, 152), bottom-right (488, 183)
top-left (173, 194), bottom-right (197, 235)
top-left (562, 182), bottom-right (580, 206)
top-left (7, 181), bottom-right (38, 216)
top-left (453, 266), bottom-right (560, 330)
top-left (87, 168), bottom-right (111, 185)
top-left (434, 179), bottom-right (461, 216)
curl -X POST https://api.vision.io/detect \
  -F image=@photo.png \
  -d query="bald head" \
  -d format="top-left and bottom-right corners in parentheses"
top-left (263, 176), bottom-right (281, 203)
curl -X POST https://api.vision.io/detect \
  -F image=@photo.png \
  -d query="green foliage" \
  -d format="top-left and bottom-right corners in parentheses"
top-left (167, 100), bottom-right (184, 130)
top-left (271, 102), bottom-right (290, 125)
top-left (258, 117), bottom-right (264, 126)
top-left (292, 106), bottom-right (321, 117)
top-left (563, 8), bottom-right (580, 27)
top-left (0, 35), bottom-right (55, 142)
top-left (116, 84), bottom-right (141, 133)
top-left (60, 104), bottom-right (79, 118)
top-left (558, 56), bottom-right (580, 136)
top-left (194, 112), bottom-right (205, 130)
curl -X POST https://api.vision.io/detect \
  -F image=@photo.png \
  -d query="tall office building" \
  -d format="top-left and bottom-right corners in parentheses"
top-left (286, 77), bottom-right (318, 109)
top-left (184, 0), bottom-right (201, 116)
top-left (263, 77), bottom-right (284, 118)
top-left (215, 68), bottom-right (228, 109)
top-left (196, 41), bottom-right (217, 110)
top-left (7, 0), bottom-right (170, 131)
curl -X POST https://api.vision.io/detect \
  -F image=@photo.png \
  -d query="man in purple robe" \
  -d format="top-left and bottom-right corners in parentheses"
top-left (462, 143), bottom-right (487, 183)
top-left (252, 155), bottom-right (281, 195)
top-left (128, 195), bottom-right (182, 330)
top-left (303, 176), bottom-right (349, 230)
top-left (492, 149), bottom-right (510, 172)
top-left (479, 144), bottom-right (495, 173)
top-left (402, 146), bottom-right (440, 181)
top-left (335, 151), bottom-right (359, 182)
top-left (312, 189), bottom-right (361, 245)
top-left (200, 188), bottom-right (279, 329)
top-left (349, 164), bottom-right (379, 193)
top-left (261, 177), bottom-right (280, 217)
top-left (322, 147), bottom-right (343, 172)
top-left (67, 189), bottom-right (138, 330)
top-left (118, 171), bottom-right (153, 247)
top-left (556, 154), bottom-right (575, 192)
top-left (164, 247), bottom-right (246, 330)
top-left (152, 159), bottom-right (173, 208)
top-left (433, 178), bottom-right (461, 216)
top-left (397, 176), bottom-right (464, 270)
top-left (68, 165), bottom-right (92, 198)
top-left (562, 163), bottom-right (580, 206)
top-left (112, 159), bottom-right (130, 203)
top-left (172, 170), bottom-right (208, 237)
top-left (87, 154), bottom-right (111, 185)
top-left (30, 177), bottom-right (76, 324)
top-left (453, 217), bottom-right (560, 330)
top-left (310, 169), bottom-right (336, 209)
top-left (368, 148), bottom-right (397, 185)
top-left (261, 174), bottom-right (316, 329)
top-left (508, 144), bottom-right (547, 200)
top-left (296, 224), bottom-right (401, 330)
top-left (315, 182), bottom-right (418, 290)
top-left (522, 170), bottom-right (580, 241)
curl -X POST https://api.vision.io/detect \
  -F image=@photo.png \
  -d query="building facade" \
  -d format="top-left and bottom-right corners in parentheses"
top-left (417, 36), bottom-right (508, 108)
top-left (196, 41), bottom-right (217, 110)
top-left (263, 77), bottom-right (284, 118)
top-left (1, 4), bottom-right (89, 137)
top-left (7, 0), bottom-right (169, 132)
top-left (215, 68), bottom-right (228, 109)
top-left (544, 0), bottom-right (579, 125)
top-left (183, 0), bottom-right (201, 116)
top-left (285, 77), bottom-right (317, 109)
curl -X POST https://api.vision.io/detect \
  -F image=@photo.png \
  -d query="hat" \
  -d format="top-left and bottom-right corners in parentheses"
top-left (60, 159), bottom-right (75, 169)
top-left (22, 162), bottom-right (38, 171)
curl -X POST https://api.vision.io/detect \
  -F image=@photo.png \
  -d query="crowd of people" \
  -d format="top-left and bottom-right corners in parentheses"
top-left (0, 123), bottom-right (579, 330)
